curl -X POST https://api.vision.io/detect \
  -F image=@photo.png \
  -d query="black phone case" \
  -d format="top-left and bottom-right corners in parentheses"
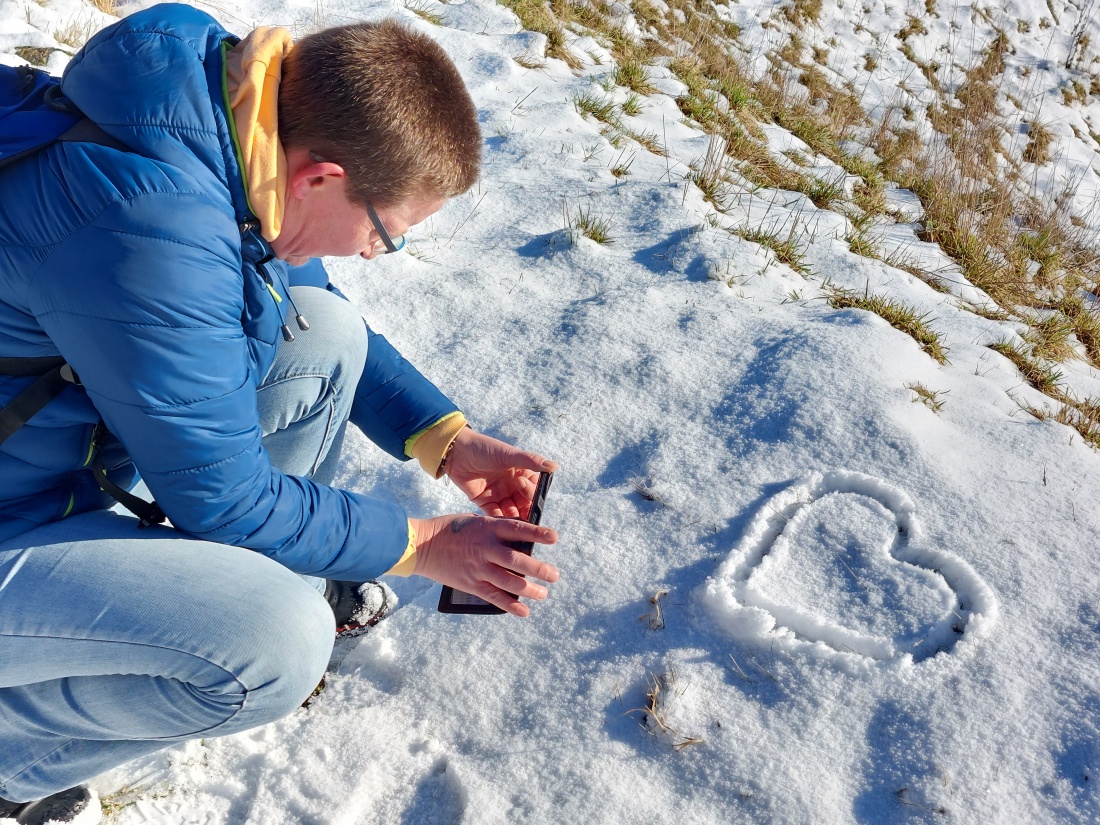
top-left (437, 471), bottom-right (554, 614)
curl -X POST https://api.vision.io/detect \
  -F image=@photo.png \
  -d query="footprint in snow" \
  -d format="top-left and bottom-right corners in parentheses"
top-left (700, 471), bottom-right (998, 663)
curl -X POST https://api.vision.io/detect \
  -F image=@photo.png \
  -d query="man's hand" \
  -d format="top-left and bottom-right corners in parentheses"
top-left (410, 514), bottom-right (559, 617)
top-left (444, 428), bottom-right (558, 519)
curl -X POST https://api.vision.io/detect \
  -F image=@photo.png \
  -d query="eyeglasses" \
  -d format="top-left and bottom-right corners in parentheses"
top-left (365, 202), bottom-right (406, 254)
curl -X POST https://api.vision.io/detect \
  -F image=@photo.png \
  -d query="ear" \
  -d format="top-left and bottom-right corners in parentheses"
top-left (285, 147), bottom-right (346, 201)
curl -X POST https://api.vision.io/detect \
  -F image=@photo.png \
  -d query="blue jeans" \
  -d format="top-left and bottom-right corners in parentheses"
top-left (0, 287), bottom-right (368, 802)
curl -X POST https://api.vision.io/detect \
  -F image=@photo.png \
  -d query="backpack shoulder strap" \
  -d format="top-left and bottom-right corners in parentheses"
top-left (55, 116), bottom-right (132, 153)
top-left (0, 357), bottom-right (70, 447)
top-left (0, 359), bottom-right (165, 528)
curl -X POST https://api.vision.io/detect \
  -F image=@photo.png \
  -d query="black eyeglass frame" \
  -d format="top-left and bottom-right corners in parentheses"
top-left (365, 202), bottom-right (406, 254)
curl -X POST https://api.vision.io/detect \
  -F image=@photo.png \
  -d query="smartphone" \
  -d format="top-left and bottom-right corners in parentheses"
top-left (437, 471), bottom-right (554, 614)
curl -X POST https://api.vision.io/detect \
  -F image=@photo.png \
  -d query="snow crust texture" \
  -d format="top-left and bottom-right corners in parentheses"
top-left (3, 0), bottom-right (1100, 821)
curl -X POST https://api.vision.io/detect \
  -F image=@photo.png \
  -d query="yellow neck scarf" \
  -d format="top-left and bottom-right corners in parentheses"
top-left (225, 28), bottom-right (293, 242)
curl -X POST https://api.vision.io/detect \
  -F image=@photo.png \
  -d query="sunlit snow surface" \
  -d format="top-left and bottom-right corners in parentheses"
top-left (3, 0), bottom-right (1100, 820)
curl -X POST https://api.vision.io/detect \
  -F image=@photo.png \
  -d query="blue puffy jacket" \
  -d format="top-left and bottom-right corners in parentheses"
top-left (0, 5), bottom-right (458, 579)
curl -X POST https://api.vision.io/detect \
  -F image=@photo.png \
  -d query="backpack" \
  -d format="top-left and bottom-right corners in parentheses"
top-left (1, 64), bottom-right (80, 167)
top-left (0, 64), bottom-right (128, 171)
top-left (0, 64), bottom-right (163, 526)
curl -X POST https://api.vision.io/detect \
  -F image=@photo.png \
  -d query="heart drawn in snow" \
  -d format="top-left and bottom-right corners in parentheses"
top-left (700, 471), bottom-right (998, 663)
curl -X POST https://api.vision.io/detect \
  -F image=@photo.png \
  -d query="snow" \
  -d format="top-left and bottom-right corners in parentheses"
top-left (4, 0), bottom-right (1100, 820)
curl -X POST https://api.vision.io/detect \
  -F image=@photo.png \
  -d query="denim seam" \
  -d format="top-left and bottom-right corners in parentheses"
top-left (0, 636), bottom-right (252, 788)
top-left (256, 373), bottom-right (337, 477)
top-left (2, 685), bottom-right (254, 794)
top-left (312, 397), bottom-right (337, 478)
top-left (0, 633), bottom-right (250, 695)
top-left (257, 372), bottom-right (334, 390)
top-left (255, 369), bottom-right (336, 475)
top-left (0, 738), bottom-right (70, 797)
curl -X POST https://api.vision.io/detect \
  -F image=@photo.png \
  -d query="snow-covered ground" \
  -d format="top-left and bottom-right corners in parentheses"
top-left (3, 0), bottom-right (1100, 821)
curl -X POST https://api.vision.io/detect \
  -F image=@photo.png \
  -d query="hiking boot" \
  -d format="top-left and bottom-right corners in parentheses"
top-left (323, 580), bottom-right (396, 637)
top-left (0, 786), bottom-right (100, 824)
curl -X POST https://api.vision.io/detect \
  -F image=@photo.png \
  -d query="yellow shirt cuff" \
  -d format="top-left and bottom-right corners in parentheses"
top-left (386, 521), bottom-right (418, 577)
top-left (406, 412), bottom-right (467, 478)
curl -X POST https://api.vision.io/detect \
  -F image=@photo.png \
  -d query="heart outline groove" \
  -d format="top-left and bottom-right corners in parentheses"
top-left (700, 471), bottom-right (999, 664)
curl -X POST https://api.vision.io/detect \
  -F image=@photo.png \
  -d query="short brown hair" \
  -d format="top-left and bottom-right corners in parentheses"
top-left (279, 20), bottom-right (481, 207)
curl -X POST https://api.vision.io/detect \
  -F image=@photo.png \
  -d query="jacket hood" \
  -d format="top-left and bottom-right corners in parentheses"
top-left (225, 26), bottom-right (294, 242)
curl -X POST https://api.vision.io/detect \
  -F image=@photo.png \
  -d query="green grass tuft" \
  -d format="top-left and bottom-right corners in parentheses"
top-left (906, 382), bottom-right (948, 412)
top-left (988, 340), bottom-right (1063, 396)
top-left (573, 206), bottom-right (614, 243)
top-left (828, 287), bottom-right (949, 363)
top-left (731, 226), bottom-right (809, 275)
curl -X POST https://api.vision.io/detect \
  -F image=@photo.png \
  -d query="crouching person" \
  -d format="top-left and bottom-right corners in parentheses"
top-left (0, 5), bottom-right (559, 821)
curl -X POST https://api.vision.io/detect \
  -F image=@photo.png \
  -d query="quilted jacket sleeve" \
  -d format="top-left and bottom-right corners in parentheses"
top-left (29, 188), bottom-right (408, 581)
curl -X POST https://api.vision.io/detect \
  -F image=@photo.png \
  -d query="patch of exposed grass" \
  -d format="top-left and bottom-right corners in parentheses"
top-left (615, 59), bottom-right (658, 95)
top-left (799, 65), bottom-right (832, 103)
top-left (514, 52), bottom-right (546, 69)
top-left (851, 178), bottom-right (887, 216)
top-left (621, 92), bottom-right (644, 117)
top-left (907, 382), bottom-right (948, 412)
top-left (610, 153), bottom-right (635, 178)
top-left (573, 92), bottom-right (620, 126)
top-left (846, 227), bottom-right (880, 258)
top-left (573, 205), bottom-right (613, 243)
top-left (1055, 397), bottom-right (1100, 448)
top-left (404, 0), bottom-right (444, 25)
top-left (774, 109), bottom-right (841, 160)
top-left (553, 0), bottom-right (609, 30)
top-left (1024, 315), bottom-right (1076, 362)
top-left (898, 15), bottom-right (928, 39)
top-left (783, 0), bottom-right (822, 26)
top-left (499, 0), bottom-right (582, 69)
top-left (53, 19), bottom-right (93, 48)
top-left (783, 149), bottom-right (811, 167)
top-left (828, 287), bottom-right (949, 363)
top-left (804, 175), bottom-right (845, 209)
top-left (731, 226), bottom-right (808, 275)
top-left (1022, 120), bottom-right (1055, 164)
top-left (1061, 297), bottom-right (1100, 365)
top-left (962, 301), bottom-right (1012, 320)
top-left (13, 45), bottom-right (52, 65)
top-left (892, 259), bottom-right (951, 294)
top-left (988, 340), bottom-right (1063, 396)
top-left (692, 135), bottom-right (730, 207)
top-left (724, 126), bottom-right (809, 192)
top-left (627, 670), bottom-right (704, 751)
top-left (625, 127), bottom-right (665, 155)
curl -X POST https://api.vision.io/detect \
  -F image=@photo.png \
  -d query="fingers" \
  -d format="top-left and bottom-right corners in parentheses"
top-left (466, 579), bottom-right (530, 617)
top-left (483, 563), bottom-right (549, 600)
top-left (501, 549), bottom-right (560, 583)
top-left (492, 518), bottom-right (558, 546)
top-left (489, 492), bottom-right (523, 520)
top-left (492, 442), bottom-right (558, 475)
top-left (423, 512), bottom-right (560, 617)
top-left (519, 452), bottom-right (558, 473)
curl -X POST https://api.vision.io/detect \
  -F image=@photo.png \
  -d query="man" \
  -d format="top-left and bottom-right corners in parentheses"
top-left (0, 5), bottom-right (559, 822)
